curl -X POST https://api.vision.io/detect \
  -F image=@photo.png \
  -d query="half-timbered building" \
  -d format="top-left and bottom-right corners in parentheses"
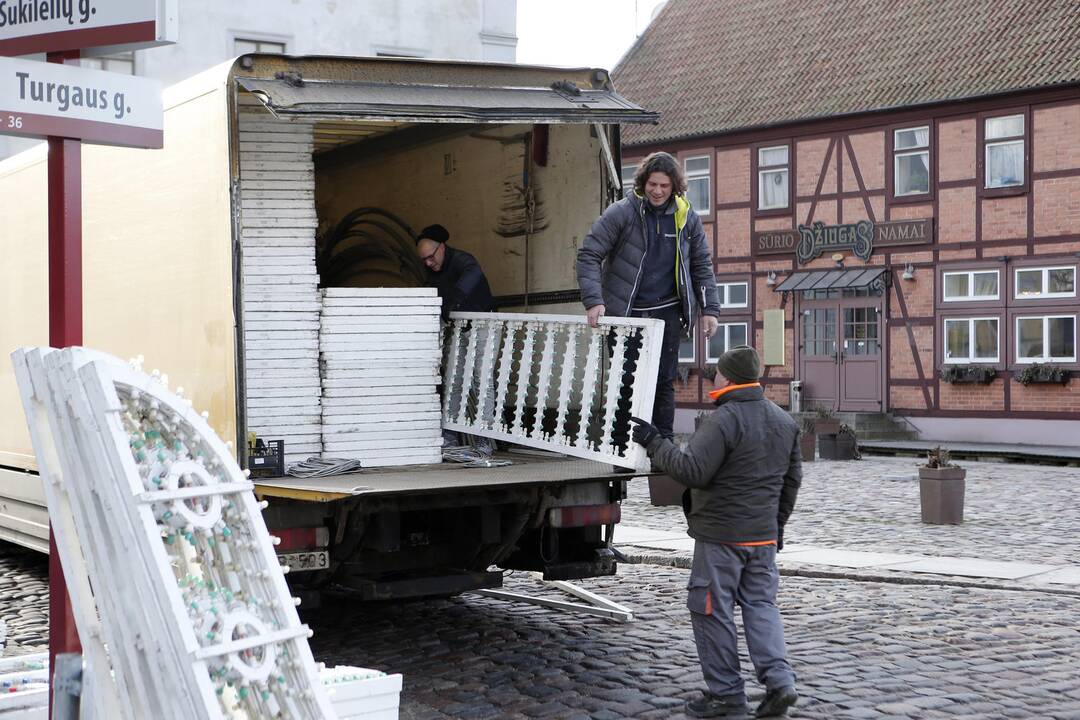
top-left (613, 0), bottom-right (1080, 444)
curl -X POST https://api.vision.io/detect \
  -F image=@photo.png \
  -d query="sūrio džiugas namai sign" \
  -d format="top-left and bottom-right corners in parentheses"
top-left (753, 218), bottom-right (933, 264)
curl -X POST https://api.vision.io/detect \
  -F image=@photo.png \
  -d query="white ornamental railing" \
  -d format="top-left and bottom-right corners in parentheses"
top-left (12, 347), bottom-right (336, 720)
top-left (442, 313), bottom-right (664, 471)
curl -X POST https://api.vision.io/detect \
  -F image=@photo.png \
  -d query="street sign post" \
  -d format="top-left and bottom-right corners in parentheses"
top-left (0, 0), bottom-right (177, 56)
top-left (0, 55), bottom-right (162, 146)
top-left (0, 3), bottom-right (173, 709)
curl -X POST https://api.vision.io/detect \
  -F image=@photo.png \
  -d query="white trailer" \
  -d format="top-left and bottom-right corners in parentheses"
top-left (0, 54), bottom-right (658, 600)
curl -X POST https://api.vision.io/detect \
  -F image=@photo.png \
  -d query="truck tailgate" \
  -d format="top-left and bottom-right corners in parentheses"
top-left (253, 452), bottom-right (638, 502)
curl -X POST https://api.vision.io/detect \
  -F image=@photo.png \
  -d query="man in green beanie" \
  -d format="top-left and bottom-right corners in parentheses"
top-left (630, 345), bottom-right (802, 719)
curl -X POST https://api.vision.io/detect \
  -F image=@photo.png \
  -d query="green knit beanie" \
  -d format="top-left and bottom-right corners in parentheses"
top-left (716, 345), bottom-right (761, 384)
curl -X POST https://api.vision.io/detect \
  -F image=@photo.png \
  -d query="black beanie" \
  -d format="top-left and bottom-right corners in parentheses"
top-left (716, 345), bottom-right (761, 384)
top-left (417, 224), bottom-right (450, 245)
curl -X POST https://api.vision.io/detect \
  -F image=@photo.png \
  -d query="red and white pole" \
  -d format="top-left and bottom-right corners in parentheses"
top-left (45, 48), bottom-right (83, 714)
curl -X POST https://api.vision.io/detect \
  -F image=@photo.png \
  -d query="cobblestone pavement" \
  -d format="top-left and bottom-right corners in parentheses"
top-left (0, 546), bottom-right (47, 655)
top-left (7, 548), bottom-right (1080, 718)
top-left (623, 456), bottom-right (1080, 566)
top-left (5, 456), bottom-right (1080, 718)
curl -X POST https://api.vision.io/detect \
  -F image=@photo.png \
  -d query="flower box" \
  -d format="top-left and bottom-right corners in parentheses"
top-left (939, 365), bottom-right (997, 385)
top-left (1013, 363), bottom-right (1070, 386)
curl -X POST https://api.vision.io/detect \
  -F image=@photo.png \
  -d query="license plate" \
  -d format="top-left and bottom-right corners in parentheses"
top-left (279, 550), bottom-right (329, 573)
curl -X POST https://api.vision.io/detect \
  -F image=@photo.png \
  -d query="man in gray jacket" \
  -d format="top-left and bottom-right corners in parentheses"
top-left (631, 345), bottom-right (801, 719)
top-left (577, 152), bottom-right (720, 440)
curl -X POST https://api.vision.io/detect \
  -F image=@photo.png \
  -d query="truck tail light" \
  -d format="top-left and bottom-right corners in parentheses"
top-left (274, 526), bottom-right (330, 552)
top-left (548, 503), bottom-right (621, 529)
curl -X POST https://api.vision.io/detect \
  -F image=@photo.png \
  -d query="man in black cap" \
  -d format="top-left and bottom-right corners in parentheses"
top-left (416, 224), bottom-right (496, 319)
top-left (630, 345), bottom-right (802, 719)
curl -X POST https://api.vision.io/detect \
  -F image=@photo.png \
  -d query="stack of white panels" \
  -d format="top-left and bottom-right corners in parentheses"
top-left (320, 288), bottom-right (443, 467)
top-left (238, 104), bottom-right (322, 466)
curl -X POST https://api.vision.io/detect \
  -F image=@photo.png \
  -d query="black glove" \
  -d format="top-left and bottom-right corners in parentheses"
top-left (777, 525), bottom-right (785, 552)
top-left (629, 416), bottom-right (659, 448)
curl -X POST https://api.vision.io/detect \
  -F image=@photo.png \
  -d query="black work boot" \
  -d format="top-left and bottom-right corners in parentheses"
top-left (685, 691), bottom-right (751, 718)
top-left (755, 685), bottom-right (798, 717)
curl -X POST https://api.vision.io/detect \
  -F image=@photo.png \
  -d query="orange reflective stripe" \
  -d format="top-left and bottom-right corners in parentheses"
top-left (705, 589), bottom-right (713, 615)
top-left (728, 540), bottom-right (777, 547)
top-left (707, 381), bottom-right (762, 401)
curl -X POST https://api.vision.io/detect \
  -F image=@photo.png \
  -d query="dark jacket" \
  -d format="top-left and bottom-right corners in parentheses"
top-left (646, 384), bottom-right (802, 544)
top-left (426, 245), bottom-right (496, 319)
top-left (576, 193), bottom-right (720, 333)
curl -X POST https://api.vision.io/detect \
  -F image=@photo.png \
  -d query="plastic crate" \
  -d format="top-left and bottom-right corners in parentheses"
top-left (322, 666), bottom-right (403, 720)
top-left (248, 438), bottom-right (286, 477)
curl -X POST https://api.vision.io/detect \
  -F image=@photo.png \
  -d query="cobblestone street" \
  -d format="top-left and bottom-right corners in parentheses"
top-left (4, 456), bottom-right (1080, 718)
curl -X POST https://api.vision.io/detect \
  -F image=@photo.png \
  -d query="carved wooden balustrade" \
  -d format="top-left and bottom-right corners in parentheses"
top-left (442, 313), bottom-right (664, 471)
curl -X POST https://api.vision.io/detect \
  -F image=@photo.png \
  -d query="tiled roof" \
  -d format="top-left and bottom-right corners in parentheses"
top-left (613, 0), bottom-right (1080, 147)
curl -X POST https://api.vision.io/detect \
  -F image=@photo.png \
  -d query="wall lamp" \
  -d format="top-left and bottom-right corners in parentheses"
top-left (901, 263), bottom-right (916, 281)
top-left (766, 270), bottom-right (777, 287)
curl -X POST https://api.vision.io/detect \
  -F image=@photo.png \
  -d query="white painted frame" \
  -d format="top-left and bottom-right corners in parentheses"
top-left (943, 317), bottom-right (1000, 364)
top-left (942, 269), bottom-right (1000, 302)
top-left (1013, 266), bottom-right (1077, 300)
top-left (1014, 314), bottom-right (1077, 363)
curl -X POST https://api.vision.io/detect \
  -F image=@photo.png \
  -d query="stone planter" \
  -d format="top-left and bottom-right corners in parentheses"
top-left (799, 433), bottom-right (816, 461)
top-left (818, 433), bottom-right (856, 460)
top-left (918, 466), bottom-right (966, 524)
top-left (814, 419), bottom-right (841, 435)
top-left (648, 475), bottom-right (685, 507)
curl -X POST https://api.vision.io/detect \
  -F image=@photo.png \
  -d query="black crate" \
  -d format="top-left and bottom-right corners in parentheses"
top-left (247, 439), bottom-right (285, 478)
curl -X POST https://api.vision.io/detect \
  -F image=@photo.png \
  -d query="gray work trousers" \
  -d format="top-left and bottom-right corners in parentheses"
top-left (687, 539), bottom-right (796, 699)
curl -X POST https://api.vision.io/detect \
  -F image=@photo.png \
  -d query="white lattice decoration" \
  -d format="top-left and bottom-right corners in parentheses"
top-left (442, 313), bottom-right (664, 470)
top-left (12, 347), bottom-right (336, 720)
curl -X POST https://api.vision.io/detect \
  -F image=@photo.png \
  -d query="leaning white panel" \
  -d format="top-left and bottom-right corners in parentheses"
top-left (14, 347), bottom-right (337, 719)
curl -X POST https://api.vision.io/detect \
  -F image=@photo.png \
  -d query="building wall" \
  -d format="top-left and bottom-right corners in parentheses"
top-left (629, 86), bottom-right (1080, 436)
top-left (0, 0), bottom-right (518, 158)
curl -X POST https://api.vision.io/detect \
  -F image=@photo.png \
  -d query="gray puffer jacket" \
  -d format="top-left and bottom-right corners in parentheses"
top-left (645, 384), bottom-right (802, 544)
top-left (577, 192), bottom-right (720, 332)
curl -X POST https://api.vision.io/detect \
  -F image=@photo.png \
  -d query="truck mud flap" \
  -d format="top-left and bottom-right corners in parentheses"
top-left (541, 549), bottom-right (617, 582)
top-left (342, 569), bottom-right (503, 601)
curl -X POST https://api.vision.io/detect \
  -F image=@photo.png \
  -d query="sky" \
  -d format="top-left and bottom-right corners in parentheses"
top-left (515, 0), bottom-right (667, 70)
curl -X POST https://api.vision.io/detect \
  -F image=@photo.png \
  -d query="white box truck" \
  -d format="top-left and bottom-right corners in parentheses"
top-left (0, 54), bottom-right (659, 600)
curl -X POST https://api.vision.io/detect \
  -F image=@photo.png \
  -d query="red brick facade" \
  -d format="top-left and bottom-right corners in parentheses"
top-left (625, 87), bottom-right (1080, 421)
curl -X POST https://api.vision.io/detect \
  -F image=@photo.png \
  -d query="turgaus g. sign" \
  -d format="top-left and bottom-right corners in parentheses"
top-left (0, 0), bottom-right (97, 28)
top-left (15, 67), bottom-right (128, 119)
top-left (0, 55), bottom-right (162, 147)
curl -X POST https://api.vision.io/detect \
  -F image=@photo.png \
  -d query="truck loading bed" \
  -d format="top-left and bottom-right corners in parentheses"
top-left (253, 451), bottom-right (639, 502)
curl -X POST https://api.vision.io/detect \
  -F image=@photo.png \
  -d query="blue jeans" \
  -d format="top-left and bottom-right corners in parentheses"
top-left (611, 304), bottom-right (682, 450)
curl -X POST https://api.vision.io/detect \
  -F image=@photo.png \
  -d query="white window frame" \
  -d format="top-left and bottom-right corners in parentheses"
top-left (893, 125), bottom-right (930, 197)
top-left (984, 113), bottom-right (1025, 190)
top-left (706, 322), bottom-right (750, 363)
top-left (1013, 266), bottom-right (1077, 300)
top-left (1015, 315), bottom-right (1077, 364)
top-left (230, 30), bottom-right (291, 55)
top-left (684, 155), bottom-right (711, 215)
top-left (942, 269), bottom-right (1000, 302)
top-left (620, 163), bottom-right (636, 199)
top-left (943, 317), bottom-right (1000, 364)
top-left (79, 51), bottom-right (136, 75)
top-left (757, 145), bottom-right (789, 210)
top-left (679, 333), bottom-right (697, 363)
top-left (718, 282), bottom-right (749, 309)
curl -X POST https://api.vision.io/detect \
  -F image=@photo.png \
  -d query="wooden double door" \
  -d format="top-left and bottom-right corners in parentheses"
top-left (799, 289), bottom-right (884, 412)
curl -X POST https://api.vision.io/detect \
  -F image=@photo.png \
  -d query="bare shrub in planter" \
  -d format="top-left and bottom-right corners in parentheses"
top-left (919, 446), bottom-right (966, 524)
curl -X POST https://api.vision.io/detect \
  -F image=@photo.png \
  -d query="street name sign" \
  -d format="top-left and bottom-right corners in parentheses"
top-left (0, 55), bottom-right (161, 147)
top-left (0, 0), bottom-right (177, 56)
